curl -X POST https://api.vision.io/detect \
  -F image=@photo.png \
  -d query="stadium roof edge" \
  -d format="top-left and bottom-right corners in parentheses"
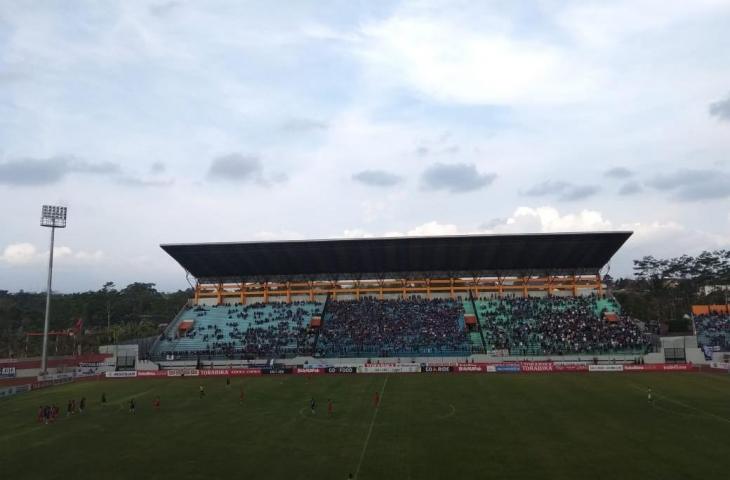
top-left (159, 230), bottom-right (635, 249)
top-left (160, 231), bottom-right (632, 282)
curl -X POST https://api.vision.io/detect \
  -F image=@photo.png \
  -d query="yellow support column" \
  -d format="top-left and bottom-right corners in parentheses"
top-left (522, 277), bottom-right (528, 298)
top-left (571, 275), bottom-right (577, 297)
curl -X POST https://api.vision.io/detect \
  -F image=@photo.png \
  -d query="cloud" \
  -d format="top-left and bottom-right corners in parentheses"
top-left (648, 168), bottom-right (730, 200)
top-left (352, 169), bottom-right (403, 187)
top-left (0, 243), bottom-right (103, 265)
top-left (420, 163), bottom-right (496, 193)
top-left (709, 95), bottom-right (730, 122)
top-left (618, 181), bottom-right (642, 195)
top-left (0, 157), bottom-right (120, 186)
top-left (484, 206), bottom-right (613, 234)
top-left (416, 146), bottom-right (429, 157)
top-left (605, 167), bottom-right (634, 179)
top-left (149, 1), bottom-right (182, 17)
top-left (116, 176), bottom-right (173, 187)
top-left (280, 118), bottom-right (328, 132)
top-left (150, 162), bottom-right (166, 174)
top-left (524, 180), bottom-right (600, 201)
top-left (207, 153), bottom-right (284, 186)
top-left (356, 13), bottom-right (597, 105)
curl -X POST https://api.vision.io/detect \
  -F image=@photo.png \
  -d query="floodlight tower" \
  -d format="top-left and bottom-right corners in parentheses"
top-left (40, 205), bottom-right (67, 375)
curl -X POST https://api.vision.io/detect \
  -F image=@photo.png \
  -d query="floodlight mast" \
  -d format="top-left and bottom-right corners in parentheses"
top-left (40, 205), bottom-right (67, 375)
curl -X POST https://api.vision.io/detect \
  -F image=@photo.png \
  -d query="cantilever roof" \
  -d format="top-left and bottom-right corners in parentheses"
top-left (160, 232), bottom-right (631, 283)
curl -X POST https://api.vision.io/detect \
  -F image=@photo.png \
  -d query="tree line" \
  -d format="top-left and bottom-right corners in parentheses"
top-left (0, 282), bottom-right (190, 358)
top-left (612, 249), bottom-right (729, 332)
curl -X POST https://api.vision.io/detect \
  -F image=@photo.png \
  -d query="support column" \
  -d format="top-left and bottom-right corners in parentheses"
top-left (286, 281), bottom-right (291, 304)
top-left (194, 283), bottom-right (200, 305)
top-left (571, 275), bottom-right (577, 297)
top-left (596, 274), bottom-right (603, 297)
top-left (216, 283), bottom-right (223, 305)
top-left (522, 276), bottom-right (528, 298)
top-left (426, 279), bottom-right (432, 300)
top-left (450, 278), bottom-right (455, 300)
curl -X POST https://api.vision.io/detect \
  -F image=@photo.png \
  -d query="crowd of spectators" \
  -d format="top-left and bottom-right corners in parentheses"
top-left (694, 313), bottom-right (730, 350)
top-left (317, 297), bottom-right (469, 357)
top-left (156, 301), bottom-right (320, 359)
top-left (479, 295), bottom-right (650, 355)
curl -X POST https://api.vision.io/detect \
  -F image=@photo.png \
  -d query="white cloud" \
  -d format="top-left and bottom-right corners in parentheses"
top-left (485, 207), bottom-right (613, 233)
top-left (356, 14), bottom-right (597, 105)
top-left (0, 243), bottom-right (38, 265)
top-left (0, 243), bottom-right (104, 266)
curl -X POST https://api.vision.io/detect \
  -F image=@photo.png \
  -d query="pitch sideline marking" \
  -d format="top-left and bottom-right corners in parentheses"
top-left (630, 383), bottom-right (730, 425)
top-left (355, 375), bottom-right (389, 479)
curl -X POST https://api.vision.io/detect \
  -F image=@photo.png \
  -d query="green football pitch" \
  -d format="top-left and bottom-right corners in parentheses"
top-left (2, 373), bottom-right (730, 480)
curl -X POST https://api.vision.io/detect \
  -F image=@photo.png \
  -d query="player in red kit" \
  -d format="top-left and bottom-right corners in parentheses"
top-left (373, 391), bottom-right (380, 407)
top-left (327, 399), bottom-right (333, 416)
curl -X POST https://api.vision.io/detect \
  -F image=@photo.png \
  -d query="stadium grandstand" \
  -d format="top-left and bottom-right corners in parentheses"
top-left (149, 232), bottom-right (654, 362)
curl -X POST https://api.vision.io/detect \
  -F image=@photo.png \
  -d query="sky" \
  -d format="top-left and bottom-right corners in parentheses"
top-left (1, 0), bottom-right (729, 293)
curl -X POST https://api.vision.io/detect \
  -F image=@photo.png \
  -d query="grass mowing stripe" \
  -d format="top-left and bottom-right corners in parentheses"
top-left (355, 375), bottom-right (388, 479)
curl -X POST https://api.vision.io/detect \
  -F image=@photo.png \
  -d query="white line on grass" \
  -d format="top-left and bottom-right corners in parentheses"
top-left (629, 383), bottom-right (730, 425)
top-left (355, 375), bottom-right (388, 479)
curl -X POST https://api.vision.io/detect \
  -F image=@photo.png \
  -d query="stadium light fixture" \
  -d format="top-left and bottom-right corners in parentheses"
top-left (40, 205), bottom-right (68, 375)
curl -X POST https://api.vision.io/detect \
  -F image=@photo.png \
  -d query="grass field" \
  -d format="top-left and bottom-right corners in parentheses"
top-left (2, 373), bottom-right (730, 479)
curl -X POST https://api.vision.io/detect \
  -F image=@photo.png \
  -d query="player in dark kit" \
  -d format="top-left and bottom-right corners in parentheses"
top-left (310, 397), bottom-right (316, 414)
top-left (129, 399), bottom-right (136, 415)
top-left (79, 397), bottom-right (86, 414)
top-left (199, 385), bottom-right (206, 398)
top-left (239, 387), bottom-right (244, 403)
top-left (226, 376), bottom-right (231, 389)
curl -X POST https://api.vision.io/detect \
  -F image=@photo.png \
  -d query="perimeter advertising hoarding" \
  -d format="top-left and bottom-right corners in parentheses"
top-left (295, 368), bottom-right (325, 375)
top-left (623, 364), bottom-right (694, 372)
top-left (105, 371), bottom-right (138, 378)
top-left (0, 366), bottom-right (16, 378)
top-left (421, 365), bottom-right (453, 373)
top-left (325, 366), bottom-right (357, 374)
top-left (588, 365), bottom-right (624, 372)
top-left (358, 364), bottom-right (421, 373)
top-left (520, 362), bottom-right (554, 373)
top-left (455, 364), bottom-right (485, 372)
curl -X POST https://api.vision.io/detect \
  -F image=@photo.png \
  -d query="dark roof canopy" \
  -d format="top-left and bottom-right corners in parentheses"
top-left (161, 232), bottom-right (631, 283)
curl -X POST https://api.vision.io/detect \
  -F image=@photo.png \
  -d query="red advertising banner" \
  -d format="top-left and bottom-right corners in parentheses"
top-left (553, 363), bottom-right (589, 372)
top-left (604, 364), bottom-right (694, 372)
top-left (137, 371), bottom-right (167, 377)
top-left (295, 368), bottom-right (325, 375)
top-left (455, 364), bottom-right (486, 373)
top-left (520, 362), bottom-right (554, 373)
top-left (198, 368), bottom-right (262, 377)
